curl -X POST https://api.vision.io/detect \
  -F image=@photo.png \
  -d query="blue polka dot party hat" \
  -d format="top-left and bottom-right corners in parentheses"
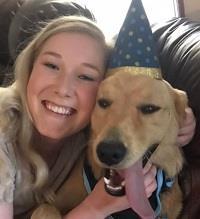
top-left (108, 0), bottom-right (162, 79)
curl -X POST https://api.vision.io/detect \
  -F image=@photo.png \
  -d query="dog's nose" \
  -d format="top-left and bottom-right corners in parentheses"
top-left (96, 141), bottom-right (126, 166)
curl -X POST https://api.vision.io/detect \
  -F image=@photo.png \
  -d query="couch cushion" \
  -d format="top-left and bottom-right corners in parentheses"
top-left (152, 17), bottom-right (200, 119)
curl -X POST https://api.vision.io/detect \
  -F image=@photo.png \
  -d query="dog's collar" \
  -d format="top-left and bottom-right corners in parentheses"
top-left (143, 143), bottom-right (159, 166)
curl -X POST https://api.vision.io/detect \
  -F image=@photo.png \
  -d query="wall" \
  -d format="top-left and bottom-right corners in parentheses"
top-left (184, 0), bottom-right (200, 21)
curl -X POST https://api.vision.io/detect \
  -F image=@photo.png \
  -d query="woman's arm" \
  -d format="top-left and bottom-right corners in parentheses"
top-left (63, 162), bottom-right (157, 219)
top-left (0, 202), bottom-right (13, 219)
top-left (63, 179), bottom-right (129, 219)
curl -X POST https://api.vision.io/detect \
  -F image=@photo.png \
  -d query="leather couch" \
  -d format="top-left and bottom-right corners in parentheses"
top-left (152, 17), bottom-right (200, 218)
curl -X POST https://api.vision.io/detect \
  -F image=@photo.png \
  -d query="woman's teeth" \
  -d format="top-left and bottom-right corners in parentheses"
top-left (45, 101), bottom-right (75, 116)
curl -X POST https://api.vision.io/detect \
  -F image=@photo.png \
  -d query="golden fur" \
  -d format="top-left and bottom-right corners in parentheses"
top-left (89, 71), bottom-right (187, 219)
top-left (30, 70), bottom-right (188, 219)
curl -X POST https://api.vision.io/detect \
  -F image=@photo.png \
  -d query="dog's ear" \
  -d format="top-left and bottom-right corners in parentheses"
top-left (163, 80), bottom-right (188, 125)
top-left (172, 88), bottom-right (188, 126)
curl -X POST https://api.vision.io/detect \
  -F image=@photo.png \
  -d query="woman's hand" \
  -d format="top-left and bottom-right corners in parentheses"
top-left (88, 162), bottom-right (157, 217)
top-left (143, 161), bottom-right (157, 198)
top-left (177, 107), bottom-right (196, 146)
top-left (63, 178), bottom-right (129, 219)
top-left (83, 179), bottom-right (129, 218)
top-left (65, 161), bottom-right (157, 219)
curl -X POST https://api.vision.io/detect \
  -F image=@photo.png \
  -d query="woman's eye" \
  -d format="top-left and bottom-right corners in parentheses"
top-left (79, 75), bottom-right (95, 81)
top-left (44, 62), bottom-right (59, 70)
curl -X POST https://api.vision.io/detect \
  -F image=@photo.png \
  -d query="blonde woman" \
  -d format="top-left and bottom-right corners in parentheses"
top-left (0, 15), bottom-right (195, 219)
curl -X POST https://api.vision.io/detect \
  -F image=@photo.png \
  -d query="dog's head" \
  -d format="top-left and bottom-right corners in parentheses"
top-left (88, 70), bottom-right (187, 217)
top-left (90, 70), bottom-right (187, 174)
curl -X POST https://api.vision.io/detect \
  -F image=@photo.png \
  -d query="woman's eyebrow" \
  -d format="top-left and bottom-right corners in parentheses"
top-left (41, 52), bottom-right (102, 74)
top-left (42, 51), bottom-right (61, 58)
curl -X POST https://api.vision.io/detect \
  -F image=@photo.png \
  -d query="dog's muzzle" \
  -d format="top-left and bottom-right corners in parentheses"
top-left (96, 140), bottom-right (159, 197)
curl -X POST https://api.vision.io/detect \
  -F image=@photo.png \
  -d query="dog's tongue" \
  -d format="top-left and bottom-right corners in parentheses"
top-left (122, 159), bottom-right (155, 219)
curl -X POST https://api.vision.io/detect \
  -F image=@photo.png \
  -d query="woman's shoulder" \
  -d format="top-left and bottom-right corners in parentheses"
top-left (0, 83), bottom-right (22, 141)
top-left (0, 85), bottom-right (20, 203)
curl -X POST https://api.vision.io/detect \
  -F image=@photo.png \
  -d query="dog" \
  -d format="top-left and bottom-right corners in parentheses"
top-left (31, 70), bottom-right (187, 219)
top-left (88, 69), bottom-right (187, 219)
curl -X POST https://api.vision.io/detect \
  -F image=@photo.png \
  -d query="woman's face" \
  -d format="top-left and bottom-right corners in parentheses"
top-left (27, 32), bottom-right (105, 140)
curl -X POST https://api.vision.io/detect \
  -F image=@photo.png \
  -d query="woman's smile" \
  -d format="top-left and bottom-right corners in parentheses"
top-left (43, 100), bottom-right (76, 116)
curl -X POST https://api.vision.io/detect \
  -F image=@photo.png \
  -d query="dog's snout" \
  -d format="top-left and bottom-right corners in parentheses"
top-left (96, 141), bottom-right (126, 166)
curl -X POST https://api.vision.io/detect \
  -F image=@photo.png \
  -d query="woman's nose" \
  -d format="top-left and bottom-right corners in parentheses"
top-left (54, 73), bottom-right (75, 97)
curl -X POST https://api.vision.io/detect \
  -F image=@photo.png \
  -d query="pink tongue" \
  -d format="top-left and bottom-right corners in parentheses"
top-left (123, 159), bottom-right (156, 219)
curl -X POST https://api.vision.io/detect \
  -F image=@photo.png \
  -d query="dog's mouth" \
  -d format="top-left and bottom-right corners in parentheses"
top-left (103, 158), bottom-right (156, 218)
top-left (104, 143), bottom-right (159, 197)
top-left (96, 140), bottom-right (159, 218)
top-left (104, 169), bottom-right (125, 196)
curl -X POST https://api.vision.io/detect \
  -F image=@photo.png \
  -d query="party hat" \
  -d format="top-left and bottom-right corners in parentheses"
top-left (108, 0), bottom-right (162, 80)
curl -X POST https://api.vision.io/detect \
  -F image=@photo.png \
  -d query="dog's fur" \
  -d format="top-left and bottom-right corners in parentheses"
top-left (31, 70), bottom-right (188, 219)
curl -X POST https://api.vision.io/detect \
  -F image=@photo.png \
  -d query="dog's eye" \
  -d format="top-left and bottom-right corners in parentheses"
top-left (98, 98), bottom-right (112, 109)
top-left (139, 104), bottom-right (161, 114)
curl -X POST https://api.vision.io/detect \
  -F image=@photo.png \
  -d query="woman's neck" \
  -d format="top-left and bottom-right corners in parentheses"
top-left (32, 129), bottom-right (65, 168)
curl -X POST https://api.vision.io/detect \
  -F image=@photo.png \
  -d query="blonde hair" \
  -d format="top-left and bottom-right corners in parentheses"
top-left (10, 16), bottom-right (109, 197)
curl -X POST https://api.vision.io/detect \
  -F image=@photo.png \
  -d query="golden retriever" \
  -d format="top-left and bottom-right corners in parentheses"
top-left (31, 70), bottom-right (187, 219)
top-left (88, 69), bottom-right (187, 219)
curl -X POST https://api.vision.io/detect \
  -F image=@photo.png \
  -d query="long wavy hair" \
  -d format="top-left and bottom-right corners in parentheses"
top-left (5, 16), bottom-right (109, 200)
